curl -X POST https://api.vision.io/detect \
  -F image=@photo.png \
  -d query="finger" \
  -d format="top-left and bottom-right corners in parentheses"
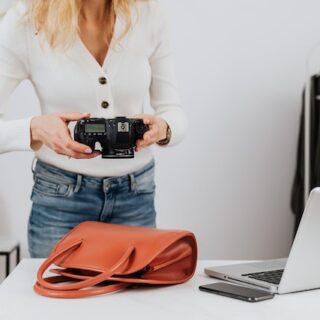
top-left (137, 127), bottom-right (158, 149)
top-left (136, 143), bottom-right (152, 152)
top-left (65, 139), bottom-right (94, 154)
top-left (136, 139), bottom-right (153, 150)
top-left (59, 112), bottom-right (91, 122)
top-left (142, 116), bottom-right (155, 126)
top-left (144, 127), bottom-right (158, 141)
top-left (53, 144), bottom-right (100, 159)
top-left (137, 134), bottom-right (155, 146)
top-left (58, 125), bottom-right (94, 155)
top-left (135, 139), bottom-right (144, 152)
top-left (135, 144), bottom-right (146, 152)
top-left (139, 137), bottom-right (155, 148)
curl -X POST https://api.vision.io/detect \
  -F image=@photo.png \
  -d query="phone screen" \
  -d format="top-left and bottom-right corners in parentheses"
top-left (199, 282), bottom-right (274, 302)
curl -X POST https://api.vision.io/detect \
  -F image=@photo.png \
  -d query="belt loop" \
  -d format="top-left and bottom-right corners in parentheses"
top-left (31, 157), bottom-right (37, 174)
top-left (74, 174), bottom-right (82, 193)
top-left (129, 173), bottom-right (136, 193)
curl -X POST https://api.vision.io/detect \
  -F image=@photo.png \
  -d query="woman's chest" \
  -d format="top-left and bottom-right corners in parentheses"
top-left (28, 34), bottom-right (153, 114)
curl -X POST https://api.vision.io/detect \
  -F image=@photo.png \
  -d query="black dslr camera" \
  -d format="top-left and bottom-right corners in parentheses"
top-left (74, 117), bottom-right (149, 159)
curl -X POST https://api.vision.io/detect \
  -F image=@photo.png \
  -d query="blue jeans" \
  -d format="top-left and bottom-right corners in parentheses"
top-left (28, 159), bottom-right (156, 258)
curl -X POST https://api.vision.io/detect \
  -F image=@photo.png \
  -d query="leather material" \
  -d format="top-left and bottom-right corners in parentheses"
top-left (34, 221), bottom-right (197, 298)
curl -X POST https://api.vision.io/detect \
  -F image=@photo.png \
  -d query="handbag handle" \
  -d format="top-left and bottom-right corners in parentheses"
top-left (34, 277), bottom-right (130, 298)
top-left (35, 239), bottom-right (135, 294)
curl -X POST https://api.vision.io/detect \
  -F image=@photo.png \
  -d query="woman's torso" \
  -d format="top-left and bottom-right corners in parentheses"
top-left (20, 1), bottom-right (160, 177)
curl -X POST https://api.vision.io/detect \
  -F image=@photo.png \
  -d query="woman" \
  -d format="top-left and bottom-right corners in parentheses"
top-left (0, 0), bottom-right (187, 258)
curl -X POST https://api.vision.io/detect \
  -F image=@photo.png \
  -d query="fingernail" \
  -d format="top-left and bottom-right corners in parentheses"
top-left (85, 148), bottom-right (92, 154)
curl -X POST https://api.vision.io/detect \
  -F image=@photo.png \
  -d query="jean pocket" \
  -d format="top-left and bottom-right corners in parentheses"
top-left (33, 174), bottom-right (74, 198)
top-left (133, 166), bottom-right (156, 195)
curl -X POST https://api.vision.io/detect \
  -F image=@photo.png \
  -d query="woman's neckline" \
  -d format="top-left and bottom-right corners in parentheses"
top-left (77, 13), bottom-right (120, 71)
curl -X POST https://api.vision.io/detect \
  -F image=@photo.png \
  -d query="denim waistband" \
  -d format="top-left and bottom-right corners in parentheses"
top-left (32, 158), bottom-right (155, 191)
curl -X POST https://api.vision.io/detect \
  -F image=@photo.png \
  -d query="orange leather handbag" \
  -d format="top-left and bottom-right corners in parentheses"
top-left (34, 221), bottom-right (198, 298)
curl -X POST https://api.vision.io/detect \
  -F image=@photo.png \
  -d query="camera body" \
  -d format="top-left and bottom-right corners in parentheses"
top-left (74, 117), bottom-right (149, 159)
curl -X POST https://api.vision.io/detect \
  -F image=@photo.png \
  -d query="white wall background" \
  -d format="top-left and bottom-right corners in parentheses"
top-left (2, 0), bottom-right (320, 279)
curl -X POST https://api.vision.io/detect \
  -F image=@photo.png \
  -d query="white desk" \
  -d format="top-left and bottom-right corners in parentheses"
top-left (0, 259), bottom-right (319, 320)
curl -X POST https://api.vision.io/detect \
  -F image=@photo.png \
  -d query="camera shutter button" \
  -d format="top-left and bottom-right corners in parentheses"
top-left (101, 101), bottom-right (109, 109)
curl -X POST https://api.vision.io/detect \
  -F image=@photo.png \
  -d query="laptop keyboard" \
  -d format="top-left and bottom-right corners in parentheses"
top-left (242, 269), bottom-right (284, 285)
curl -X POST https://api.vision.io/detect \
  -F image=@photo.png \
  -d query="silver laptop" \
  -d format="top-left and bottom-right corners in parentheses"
top-left (205, 187), bottom-right (320, 294)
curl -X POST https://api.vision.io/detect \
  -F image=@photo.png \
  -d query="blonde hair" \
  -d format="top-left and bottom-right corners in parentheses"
top-left (27, 0), bottom-right (135, 48)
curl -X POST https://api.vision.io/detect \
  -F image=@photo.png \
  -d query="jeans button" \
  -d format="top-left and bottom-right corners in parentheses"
top-left (103, 180), bottom-right (112, 190)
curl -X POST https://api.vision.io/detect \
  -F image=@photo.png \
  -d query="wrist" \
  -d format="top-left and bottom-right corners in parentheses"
top-left (157, 119), bottom-right (171, 146)
top-left (30, 116), bottom-right (43, 150)
top-left (160, 123), bottom-right (168, 141)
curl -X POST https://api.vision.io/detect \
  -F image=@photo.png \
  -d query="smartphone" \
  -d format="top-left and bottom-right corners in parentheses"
top-left (199, 282), bottom-right (274, 302)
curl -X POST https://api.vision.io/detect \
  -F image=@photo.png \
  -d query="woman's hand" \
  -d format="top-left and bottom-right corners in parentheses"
top-left (30, 112), bottom-right (100, 159)
top-left (134, 114), bottom-right (168, 152)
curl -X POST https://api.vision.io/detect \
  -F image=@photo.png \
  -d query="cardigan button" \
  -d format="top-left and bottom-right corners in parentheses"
top-left (101, 101), bottom-right (109, 109)
top-left (99, 77), bottom-right (107, 85)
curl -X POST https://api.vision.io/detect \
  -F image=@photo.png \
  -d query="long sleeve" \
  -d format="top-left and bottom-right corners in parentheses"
top-left (149, 3), bottom-right (188, 147)
top-left (0, 2), bottom-right (32, 153)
